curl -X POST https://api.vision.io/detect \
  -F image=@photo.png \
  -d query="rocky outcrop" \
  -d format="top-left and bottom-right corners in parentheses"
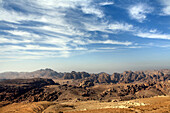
top-left (0, 78), bottom-right (55, 102)
top-left (64, 70), bottom-right (169, 84)
top-left (0, 78), bottom-right (55, 85)
top-left (79, 80), bottom-right (94, 88)
top-left (111, 70), bottom-right (170, 83)
top-left (98, 82), bottom-right (168, 101)
top-left (63, 71), bottom-right (90, 80)
top-left (98, 73), bottom-right (111, 83)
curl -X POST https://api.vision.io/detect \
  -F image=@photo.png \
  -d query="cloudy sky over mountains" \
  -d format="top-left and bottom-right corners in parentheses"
top-left (0, 0), bottom-right (170, 73)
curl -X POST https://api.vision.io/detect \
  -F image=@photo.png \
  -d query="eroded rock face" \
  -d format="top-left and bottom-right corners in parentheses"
top-left (98, 82), bottom-right (168, 101)
top-left (98, 73), bottom-right (111, 83)
top-left (63, 71), bottom-right (90, 80)
top-left (111, 70), bottom-right (170, 83)
top-left (0, 78), bottom-right (169, 105)
top-left (0, 78), bottom-right (56, 102)
top-left (0, 78), bottom-right (55, 85)
top-left (79, 80), bottom-right (94, 88)
top-left (63, 70), bottom-right (169, 84)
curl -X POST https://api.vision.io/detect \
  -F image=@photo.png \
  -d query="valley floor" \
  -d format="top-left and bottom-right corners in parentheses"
top-left (0, 96), bottom-right (169, 113)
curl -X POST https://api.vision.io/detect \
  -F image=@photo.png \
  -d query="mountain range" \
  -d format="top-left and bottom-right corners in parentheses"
top-left (0, 68), bottom-right (169, 84)
top-left (0, 68), bottom-right (169, 112)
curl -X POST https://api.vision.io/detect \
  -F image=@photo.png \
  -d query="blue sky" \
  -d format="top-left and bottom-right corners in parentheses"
top-left (0, 0), bottom-right (170, 73)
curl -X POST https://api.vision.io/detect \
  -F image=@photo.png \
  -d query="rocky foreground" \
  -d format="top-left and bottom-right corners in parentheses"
top-left (0, 95), bottom-right (169, 113)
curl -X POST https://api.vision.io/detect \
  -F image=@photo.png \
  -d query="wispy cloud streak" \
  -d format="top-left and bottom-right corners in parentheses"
top-left (0, 0), bottom-right (136, 60)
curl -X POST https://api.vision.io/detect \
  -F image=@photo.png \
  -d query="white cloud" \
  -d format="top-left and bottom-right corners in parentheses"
top-left (160, 0), bottom-right (170, 15)
top-left (83, 21), bottom-right (134, 33)
top-left (126, 46), bottom-right (142, 49)
top-left (98, 47), bottom-right (116, 50)
top-left (81, 6), bottom-right (104, 18)
top-left (71, 37), bottom-right (133, 46)
top-left (0, 44), bottom-right (87, 52)
top-left (4, 30), bottom-right (40, 39)
top-left (0, 44), bottom-right (87, 60)
top-left (5, 30), bottom-right (31, 36)
top-left (33, 0), bottom-right (92, 9)
top-left (0, 0), bottom-right (103, 22)
top-left (82, 21), bottom-right (108, 32)
top-left (22, 45), bottom-right (71, 51)
top-left (0, 7), bottom-right (45, 23)
top-left (108, 22), bottom-right (134, 31)
top-left (72, 37), bottom-right (87, 45)
top-left (71, 38), bottom-right (132, 46)
top-left (163, 6), bottom-right (170, 15)
top-left (99, 2), bottom-right (114, 6)
top-left (0, 0), bottom-right (136, 60)
top-left (87, 40), bottom-right (132, 46)
top-left (42, 37), bottom-right (71, 46)
top-left (40, 26), bottom-right (86, 37)
top-left (128, 3), bottom-right (153, 22)
top-left (149, 29), bottom-right (157, 33)
top-left (136, 32), bottom-right (170, 40)
top-left (0, 37), bottom-right (33, 44)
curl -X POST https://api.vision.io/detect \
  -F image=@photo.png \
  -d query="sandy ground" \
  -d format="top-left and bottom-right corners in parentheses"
top-left (0, 96), bottom-right (169, 113)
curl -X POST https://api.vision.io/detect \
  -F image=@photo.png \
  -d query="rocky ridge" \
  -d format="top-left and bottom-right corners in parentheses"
top-left (0, 78), bottom-right (169, 105)
top-left (1, 69), bottom-right (169, 84)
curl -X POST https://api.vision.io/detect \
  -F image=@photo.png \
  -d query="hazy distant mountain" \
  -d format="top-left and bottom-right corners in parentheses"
top-left (0, 69), bottom-right (169, 84)
top-left (0, 68), bottom-right (63, 79)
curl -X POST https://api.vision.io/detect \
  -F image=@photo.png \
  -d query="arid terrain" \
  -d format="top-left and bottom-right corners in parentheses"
top-left (0, 69), bottom-right (169, 113)
top-left (0, 96), bottom-right (169, 113)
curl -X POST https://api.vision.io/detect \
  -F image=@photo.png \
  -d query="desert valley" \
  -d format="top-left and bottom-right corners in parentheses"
top-left (0, 69), bottom-right (169, 113)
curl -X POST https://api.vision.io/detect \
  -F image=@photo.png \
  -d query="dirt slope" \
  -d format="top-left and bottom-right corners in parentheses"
top-left (0, 96), bottom-right (169, 113)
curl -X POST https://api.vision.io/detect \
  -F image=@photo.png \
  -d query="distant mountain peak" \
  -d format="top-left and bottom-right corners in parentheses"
top-left (39, 68), bottom-right (54, 72)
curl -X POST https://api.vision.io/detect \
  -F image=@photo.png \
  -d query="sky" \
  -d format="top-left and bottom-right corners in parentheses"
top-left (0, 0), bottom-right (170, 73)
